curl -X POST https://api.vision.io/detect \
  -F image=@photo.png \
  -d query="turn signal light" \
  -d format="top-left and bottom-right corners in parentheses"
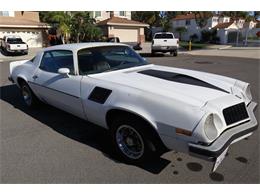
top-left (175, 128), bottom-right (192, 136)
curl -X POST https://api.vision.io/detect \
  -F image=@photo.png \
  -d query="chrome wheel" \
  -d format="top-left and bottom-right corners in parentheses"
top-left (116, 125), bottom-right (144, 159)
top-left (22, 85), bottom-right (32, 106)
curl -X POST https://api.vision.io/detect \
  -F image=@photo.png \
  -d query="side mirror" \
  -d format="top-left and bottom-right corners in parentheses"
top-left (58, 68), bottom-right (70, 76)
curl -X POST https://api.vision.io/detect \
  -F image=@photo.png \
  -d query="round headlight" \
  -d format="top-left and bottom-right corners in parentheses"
top-left (204, 114), bottom-right (218, 140)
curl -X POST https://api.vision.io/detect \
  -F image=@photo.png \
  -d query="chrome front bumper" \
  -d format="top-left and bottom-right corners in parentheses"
top-left (189, 101), bottom-right (258, 160)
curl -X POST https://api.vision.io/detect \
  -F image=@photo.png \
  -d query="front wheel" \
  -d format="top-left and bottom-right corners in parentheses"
top-left (20, 81), bottom-right (39, 108)
top-left (111, 116), bottom-right (158, 164)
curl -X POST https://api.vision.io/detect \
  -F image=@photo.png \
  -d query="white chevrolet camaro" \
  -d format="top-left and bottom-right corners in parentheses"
top-left (9, 43), bottom-right (258, 172)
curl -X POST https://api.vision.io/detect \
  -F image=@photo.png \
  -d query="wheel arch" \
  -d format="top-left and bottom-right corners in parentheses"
top-left (16, 76), bottom-right (28, 88)
top-left (106, 108), bottom-right (157, 130)
top-left (106, 108), bottom-right (168, 152)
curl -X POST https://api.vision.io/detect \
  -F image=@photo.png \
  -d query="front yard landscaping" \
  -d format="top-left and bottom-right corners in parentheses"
top-left (179, 41), bottom-right (209, 50)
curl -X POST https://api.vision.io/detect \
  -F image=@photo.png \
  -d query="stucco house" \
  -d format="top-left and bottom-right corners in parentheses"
top-left (92, 11), bottom-right (132, 22)
top-left (171, 13), bottom-right (201, 41)
top-left (95, 11), bottom-right (149, 43)
top-left (0, 11), bottom-right (50, 48)
top-left (171, 13), bottom-right (255, 44)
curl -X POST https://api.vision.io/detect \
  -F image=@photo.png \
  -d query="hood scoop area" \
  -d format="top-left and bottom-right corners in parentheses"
top-left (138, 69), bottom-right (228, 93)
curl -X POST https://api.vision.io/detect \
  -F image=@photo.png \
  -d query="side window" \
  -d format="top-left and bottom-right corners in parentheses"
top-left (78, 50), bottom-right (95, 74)
top-left (39, 50), bottom-right (74, 74)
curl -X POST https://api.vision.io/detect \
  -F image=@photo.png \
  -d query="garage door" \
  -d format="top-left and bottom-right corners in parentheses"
top-left (113, 27), bottom-right (138, 43)
top-left (0, 29), bottom-right (43, 48)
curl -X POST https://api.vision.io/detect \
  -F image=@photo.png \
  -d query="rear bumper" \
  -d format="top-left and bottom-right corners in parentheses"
top-left (152, 46), bottom-right (178, 52)
top-left (189, 101), bottom-right (258, 160)
top-left (6, 48), bottom-right (28, 53)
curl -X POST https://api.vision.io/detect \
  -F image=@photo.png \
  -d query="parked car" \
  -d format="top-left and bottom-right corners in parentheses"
top-left (152, 32), bottom-right (179, 56)
top-left (107, 37), bottom-right (120, 43)
top-left (9, 43), bottom-right (258, 172)
top-left (0, 35), bottom-right (28, 55)
top-left (133, 42), bottom-right (142, 51)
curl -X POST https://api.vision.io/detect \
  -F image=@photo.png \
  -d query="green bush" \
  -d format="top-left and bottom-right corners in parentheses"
top-left (201, 29), bottom-right (219, 44)
top-left (190, 33), bottom-right (199, 42)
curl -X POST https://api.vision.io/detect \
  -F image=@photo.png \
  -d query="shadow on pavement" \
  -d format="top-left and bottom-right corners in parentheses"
top-left (0, 84), bottom-right (170, 174)
top-left (0, 48), bottom-right (28, 57)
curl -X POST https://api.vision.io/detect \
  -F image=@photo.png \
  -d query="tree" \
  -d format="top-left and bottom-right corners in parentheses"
top-left (131, 11), bottom-right (161, 26)
top-left (220, 11), bottom-right (249, 18)
top-left (159, 12), bottom-right (172, 31)
top-left (39, 11), bottom-right (103, 43)
top-left (194, 11), bottom-right (213, 28)
top-left (52, 12), bottom-right (72, 43)
top-left (175, 27), bottom-right (187, 40)
top-left (40, 11), bottom-right (72, 43)
top-left (71, 12), bottom-right (99, 43)
top-left (253, 11), bottom-right (260, 20)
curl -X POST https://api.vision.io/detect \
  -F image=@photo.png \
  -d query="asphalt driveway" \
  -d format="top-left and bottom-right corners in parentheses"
top-left (0, 54), bottom-right (259, 183)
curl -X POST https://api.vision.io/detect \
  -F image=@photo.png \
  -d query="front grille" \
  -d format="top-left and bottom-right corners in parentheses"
top-left (223, 102), bottom-right (249, 126)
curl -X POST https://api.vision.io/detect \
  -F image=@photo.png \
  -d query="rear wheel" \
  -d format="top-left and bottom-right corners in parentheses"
top-left (111, 115), bottom-right (161, 164)
top-left (20, 81), bottom-right (39, 108)
top-left (173, 50), bottom-right (178, 56)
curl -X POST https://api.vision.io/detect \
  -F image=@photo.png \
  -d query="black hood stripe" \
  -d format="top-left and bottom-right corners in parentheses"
top-left (138, 69), bottom-right (228, 93)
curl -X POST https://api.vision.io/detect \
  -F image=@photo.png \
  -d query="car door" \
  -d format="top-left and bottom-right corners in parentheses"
top-left (30, 49), bottom-right (85, 119)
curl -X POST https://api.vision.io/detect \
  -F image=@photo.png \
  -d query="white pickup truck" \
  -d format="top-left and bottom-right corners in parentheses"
top-left (0, 35), bottom-right (28, 55)
top-left (151, 32), bottom-right (179, 56)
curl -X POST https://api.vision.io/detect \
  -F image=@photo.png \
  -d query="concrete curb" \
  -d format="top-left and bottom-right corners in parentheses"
top-left (218, 46), bottom-right (232, 50)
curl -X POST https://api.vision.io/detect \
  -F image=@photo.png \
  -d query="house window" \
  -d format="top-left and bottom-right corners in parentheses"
top-left (185, 20), bottom-right (191, 25)
top-left (119, 11), bottom-right (126, 17)
top-left (95, 11), bottom-right (101, 18)
top-left (0, 11), bottom-right (9, 16)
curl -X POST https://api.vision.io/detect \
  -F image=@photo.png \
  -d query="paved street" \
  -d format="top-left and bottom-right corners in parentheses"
top-left (186, 47), bottom-right (260, 59)
top-left (0, 53), bottom-right (259, 183)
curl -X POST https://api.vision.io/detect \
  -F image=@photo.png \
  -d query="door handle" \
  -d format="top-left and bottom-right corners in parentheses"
top-left (32, 75), bottom-right (38, 79)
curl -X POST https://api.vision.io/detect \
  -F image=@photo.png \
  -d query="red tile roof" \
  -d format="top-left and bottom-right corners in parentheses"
top-left (213, 21), bottom-right (234, 29)
top-left (0, 16), bottom-right (49, 28)
top-left (172, 14), bottom-right (195, 21)
top-left (97, 16), bottom-right (149, 26)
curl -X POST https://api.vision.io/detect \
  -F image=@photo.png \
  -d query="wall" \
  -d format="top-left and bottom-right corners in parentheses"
top-left (172, 19), bottom-right (201, 41)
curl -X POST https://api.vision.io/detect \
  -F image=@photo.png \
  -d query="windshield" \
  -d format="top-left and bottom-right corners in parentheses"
top-left (78, 46), bottom-right (148, 75)
top-left (7, 38), bottom-right (23, 44)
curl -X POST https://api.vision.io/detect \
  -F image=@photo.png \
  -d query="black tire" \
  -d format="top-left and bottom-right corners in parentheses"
top-left (110, 115), bottom-right (160, 164)
top-left (173, 50), bottom-right (178, 57)
top-left (3, 48), bottom-right (9, 56)
top-left (20, 81), bottom-right (40, 108)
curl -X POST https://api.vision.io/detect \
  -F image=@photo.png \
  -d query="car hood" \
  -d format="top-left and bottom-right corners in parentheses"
top-left (89, 64), bottom-right (237, 108)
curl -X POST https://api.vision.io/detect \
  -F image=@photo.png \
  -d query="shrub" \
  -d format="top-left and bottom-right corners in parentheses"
top-left (190, 33), bottom-right (199, 42)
